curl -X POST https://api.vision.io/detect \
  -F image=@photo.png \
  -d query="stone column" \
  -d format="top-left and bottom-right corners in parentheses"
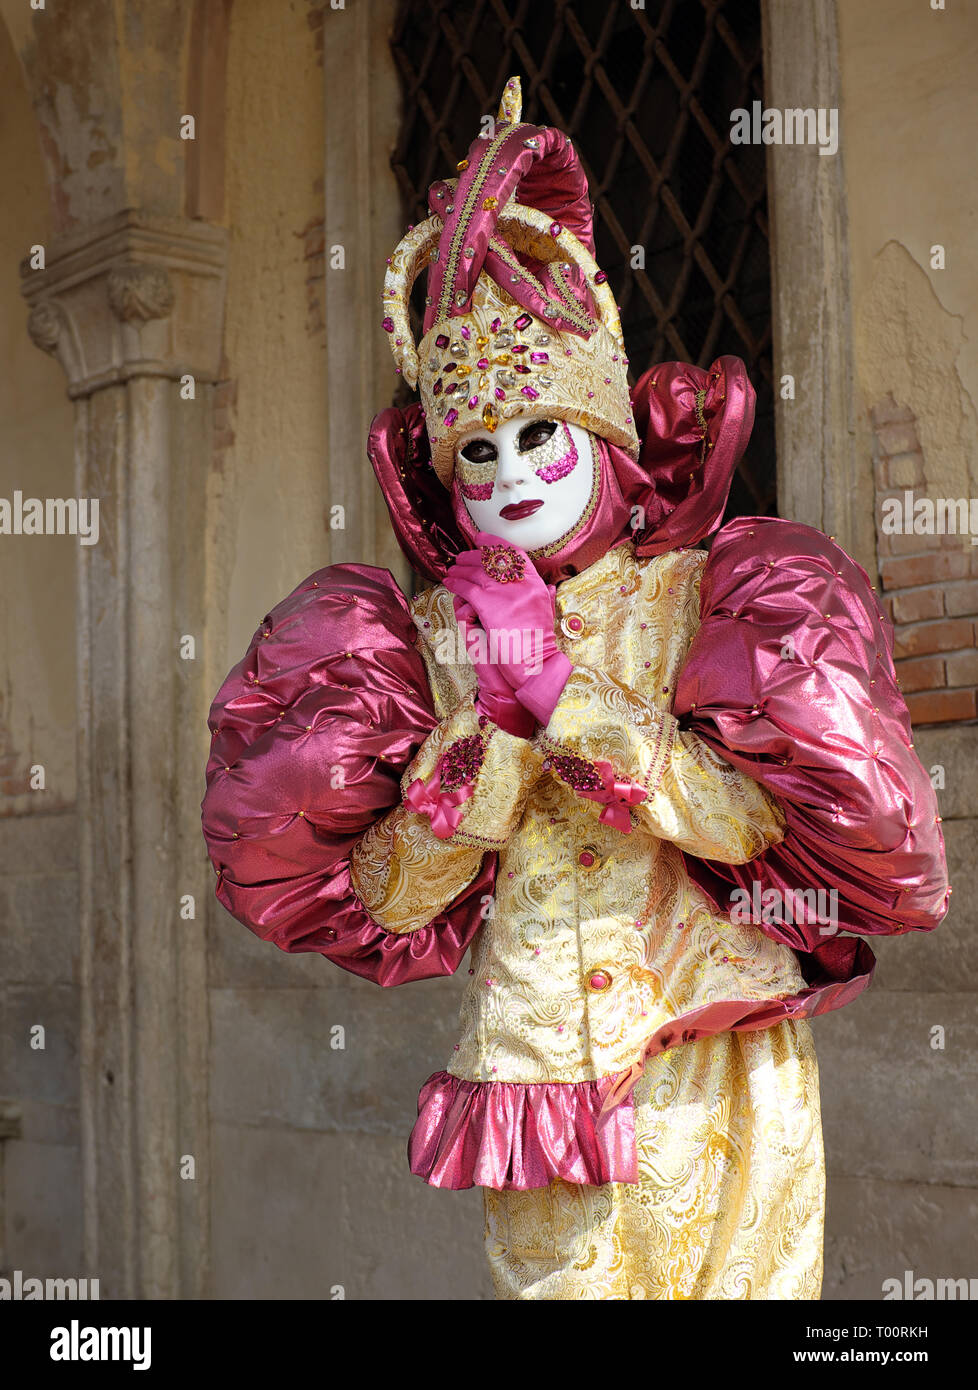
top-left (323, 0), bottom-right (411, 583)
top-left (761, 0), bottom-right (876, 576)
top-left (21, 210), bottom-right (227, 1298)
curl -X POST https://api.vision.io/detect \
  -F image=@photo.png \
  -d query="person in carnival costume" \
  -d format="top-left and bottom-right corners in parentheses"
top-left (202, 78), bottom-right (949, 1300)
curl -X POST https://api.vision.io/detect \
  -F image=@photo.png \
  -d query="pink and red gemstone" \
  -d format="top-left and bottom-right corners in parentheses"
top-left (513, 312), bottom-right (532, 330)
top-left (382, 316), bottom-right (395, 332)
top-left (435, 333), bottom-right (449, 348)
top-left (443, 407), bottom-right (458, 426)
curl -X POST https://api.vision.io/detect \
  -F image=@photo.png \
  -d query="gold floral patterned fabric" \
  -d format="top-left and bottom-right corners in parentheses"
top-left (350, 693), bottom-right (542, 931)
top-left (484, 1018), bottom-right (824, 1300)
top-left (396, 540), bottom-right (809, 1085)
top-left (351, 538), bottom-right (824, 1297)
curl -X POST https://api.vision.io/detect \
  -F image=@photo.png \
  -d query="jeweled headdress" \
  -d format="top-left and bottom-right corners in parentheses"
top-left (381, 75), bottom-right (640, 486)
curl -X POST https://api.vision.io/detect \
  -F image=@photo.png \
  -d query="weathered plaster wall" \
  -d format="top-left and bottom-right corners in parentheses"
top-left (209, 0), bottom-right (331, 670)
top-left (810, 0), bottom-right (978, 1301)
top-left (0, 20), bottom-right (76, 812)
top-left (0, 19), bottom-right (81, 1282)
top-left (838, 0), bottom-right (978, 726)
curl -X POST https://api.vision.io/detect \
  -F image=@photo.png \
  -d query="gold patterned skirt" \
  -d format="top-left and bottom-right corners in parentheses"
top-left (483, 1019), bottom-right (824, 1300)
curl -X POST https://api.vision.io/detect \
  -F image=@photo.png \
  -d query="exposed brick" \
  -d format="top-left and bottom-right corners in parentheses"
top-left (906, 687), bottom-right (977, 724)
top-left (874, 516), bottom-right (948, 557)
top-left (939, 528), bottom-right (972, 549)
top-left (891, 587), bottom-right (945, 623)
top-left (892, 619), bottom-right (974, 659)
top-left (214, 379), bottom-right (237, 409)
top-left (876, 422), bottom-right (920, 456)
top-left (945, 650), bottom-right (978, 687)
top-left (881, 552), bottom-right (971, 589)
top-left (886, 453), bottom-right (925, 488)
top-left (870, 395), bottom-right (914, 429)
top-left (944, 580), bottom-right (978, 617)
top-left (894, 655), bottom-right (946, 692)
top-left (875, 528), bottom-right (925, 557)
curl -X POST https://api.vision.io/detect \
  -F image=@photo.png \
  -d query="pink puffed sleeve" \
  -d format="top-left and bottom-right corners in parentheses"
top-left (201, 563), bottom-right (496, 986)
top-left (672, 518), bottom-right (950, 951)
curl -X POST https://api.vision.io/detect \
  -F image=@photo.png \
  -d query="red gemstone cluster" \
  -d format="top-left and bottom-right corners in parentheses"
top-left (480, 544), bottom-right (526, 585)
top-left (438, 733), bottom-right (486, 792)
top-left (544, 751), bottom-right (604, 794)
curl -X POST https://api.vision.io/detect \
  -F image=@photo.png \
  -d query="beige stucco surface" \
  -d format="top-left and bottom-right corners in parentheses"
top-left (838, 0), bottom-right (977, 496)
top-left (0, 21), bottom-right (76, 809)
top-left (214, 0), bottom-right (331, 671)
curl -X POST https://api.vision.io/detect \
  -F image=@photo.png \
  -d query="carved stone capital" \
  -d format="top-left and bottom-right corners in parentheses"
top-left (20, 209), bottom-right (227, 397)
top-left (27, 298), bottom-right (67, 355)
top-left (107, 264), bottom-right (176, 323)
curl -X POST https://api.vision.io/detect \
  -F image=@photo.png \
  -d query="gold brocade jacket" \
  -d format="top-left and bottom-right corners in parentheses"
top-left (350, 539), bottom-right (807, 1087)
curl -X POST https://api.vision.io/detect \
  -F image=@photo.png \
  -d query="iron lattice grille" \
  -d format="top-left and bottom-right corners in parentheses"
top-left (390, 0), bottom-right (775, 521)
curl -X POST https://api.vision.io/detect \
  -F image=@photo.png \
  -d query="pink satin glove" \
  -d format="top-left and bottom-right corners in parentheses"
top-left (452, 595), bottom-right (537, 739)
top-left (443, 533), bottom-right (573, 725)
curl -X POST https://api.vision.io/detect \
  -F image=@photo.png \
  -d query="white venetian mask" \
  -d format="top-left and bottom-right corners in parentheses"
top-left (454, 415), bottom-right (598, 551)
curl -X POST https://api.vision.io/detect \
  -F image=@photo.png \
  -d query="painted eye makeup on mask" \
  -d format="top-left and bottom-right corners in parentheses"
top-left (456, 445), bottom-right (496, 500)
top-left (526, 421), bottom-right (578, 483)
top-left (456, 419), bottom-right (579, 497)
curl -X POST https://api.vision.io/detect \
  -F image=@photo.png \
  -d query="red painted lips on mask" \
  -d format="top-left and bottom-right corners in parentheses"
top-left (499, 499), bottom-right (544, 520)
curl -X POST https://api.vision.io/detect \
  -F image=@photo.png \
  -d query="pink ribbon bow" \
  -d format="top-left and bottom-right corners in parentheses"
top-left (404, 772), bottom-right (474, 840)
top-left (579, 760), bottom-right (648, 834)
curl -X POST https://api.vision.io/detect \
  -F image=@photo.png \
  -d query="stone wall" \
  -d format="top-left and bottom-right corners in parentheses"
top-left (816, 0), bottom-right (978, 1301)
top-left (0, 813), bottom-right (81, 1279)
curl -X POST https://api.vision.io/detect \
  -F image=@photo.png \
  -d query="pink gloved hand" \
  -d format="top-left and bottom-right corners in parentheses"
top-left (443, 533), bottom-right (573, 725)
top-left (452, 595), bottom-right (537, 739)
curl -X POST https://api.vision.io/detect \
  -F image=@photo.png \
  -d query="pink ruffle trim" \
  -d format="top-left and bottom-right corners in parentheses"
top-left (408, 1069), bottom-right (638, 1191)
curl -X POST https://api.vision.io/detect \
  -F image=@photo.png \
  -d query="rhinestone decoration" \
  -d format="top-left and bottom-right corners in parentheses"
top-left (548, 751), bottom-right (604, 793)
top-left (481, 544), bottom-right (525, 584)
top-left (439, 734), bottom-right (485, 791)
